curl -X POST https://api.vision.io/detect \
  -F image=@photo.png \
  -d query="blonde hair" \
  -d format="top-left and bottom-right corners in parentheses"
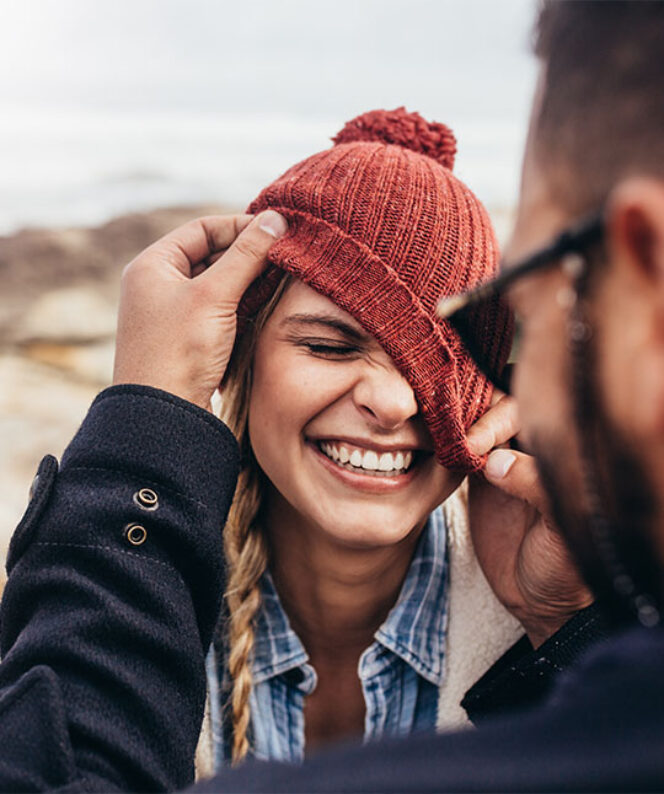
top-left (219, 273), bottom-right (291, 764)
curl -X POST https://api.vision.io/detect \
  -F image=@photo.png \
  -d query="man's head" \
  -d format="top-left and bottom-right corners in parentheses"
top-left (508, 1), bottom-right (664, 624)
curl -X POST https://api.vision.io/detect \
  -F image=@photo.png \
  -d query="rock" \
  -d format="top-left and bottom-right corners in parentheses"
top-left (13, 286), bottom-right (118, 344)
top-left (0, 203), bottom-right (232, 342)
top-left (20, 340), bottom-right (115, 385)
top-left (0, 354), bottom-right (99, 559)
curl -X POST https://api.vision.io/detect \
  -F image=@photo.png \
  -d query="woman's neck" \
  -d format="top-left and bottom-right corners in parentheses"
top-left (265, 492), bottom-right (426, 659)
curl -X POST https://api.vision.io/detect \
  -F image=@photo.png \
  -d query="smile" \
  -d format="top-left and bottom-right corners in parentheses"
top-left (317, 441), bottom-right (414, 478)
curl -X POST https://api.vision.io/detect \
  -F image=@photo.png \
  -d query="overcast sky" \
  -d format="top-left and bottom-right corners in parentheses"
top-left (0, 0), bottom-right (539, 231)
top-left (0, 0), bottom-right (536, 115)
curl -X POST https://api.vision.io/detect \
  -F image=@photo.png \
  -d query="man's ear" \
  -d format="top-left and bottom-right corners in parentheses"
top-left (600, 179), bottom-right (664, 439)
top-left (606, 178), bottom-right (664, 288)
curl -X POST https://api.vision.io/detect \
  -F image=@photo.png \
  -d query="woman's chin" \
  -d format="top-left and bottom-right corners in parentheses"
top-left (302, 499), bottom-right (428, 550)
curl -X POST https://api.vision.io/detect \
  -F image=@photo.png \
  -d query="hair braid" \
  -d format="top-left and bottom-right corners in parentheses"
top-left (219, 273), bottom-right (291, 765)
top-left (224, 468), bottom-right (267, 763)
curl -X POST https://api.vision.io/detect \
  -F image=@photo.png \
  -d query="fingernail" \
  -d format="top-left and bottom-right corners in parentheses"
top-left (258, 210), bottom-right (288, 239)
top-left (485, 449), bottom-right (516, 479)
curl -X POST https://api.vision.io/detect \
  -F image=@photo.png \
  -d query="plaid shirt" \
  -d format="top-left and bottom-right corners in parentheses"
top-left (206, 506), bottom-right (449, 768)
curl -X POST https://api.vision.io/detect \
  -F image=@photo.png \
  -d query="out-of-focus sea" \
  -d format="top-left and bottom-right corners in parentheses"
top-left (0, 106), bottom-right (526, 235)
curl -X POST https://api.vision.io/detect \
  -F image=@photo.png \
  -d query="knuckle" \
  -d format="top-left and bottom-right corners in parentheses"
top-left (120, 258), bottom-right (154, 290)
top-left (232, 232), bottom-right (266, 262)
top-left (121, 259), bottom-right (138, 281)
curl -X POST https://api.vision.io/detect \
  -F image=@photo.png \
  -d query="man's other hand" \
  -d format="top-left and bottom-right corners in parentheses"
top-left (466, 393), bottom-right (593, 647)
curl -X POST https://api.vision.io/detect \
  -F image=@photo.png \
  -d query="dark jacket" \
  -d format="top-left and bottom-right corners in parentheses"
top-left (0, 385), bottom-right (649, 793)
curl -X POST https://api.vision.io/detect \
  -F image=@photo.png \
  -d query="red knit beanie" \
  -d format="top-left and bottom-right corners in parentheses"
top-left (239, 107), bottom-right (512, 473)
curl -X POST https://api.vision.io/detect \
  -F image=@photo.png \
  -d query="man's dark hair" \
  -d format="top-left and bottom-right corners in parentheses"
top-left (533, 0), bottom-right (664, 215)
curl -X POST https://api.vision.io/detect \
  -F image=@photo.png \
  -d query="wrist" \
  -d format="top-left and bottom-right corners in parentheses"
top-left (518, 596), bottom-right (595, 648)
top-left (523, 619), bottom-right (567, 649)
top-left (112, 373), bottom-right (213, 413)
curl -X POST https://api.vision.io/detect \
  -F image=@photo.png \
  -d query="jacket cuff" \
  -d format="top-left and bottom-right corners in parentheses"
top-left (61, 383), bottom-right (240, 520)
top-left (461, 602), bottom-right (612, 723)
top-left (6, 384), bottom-right (240, 646)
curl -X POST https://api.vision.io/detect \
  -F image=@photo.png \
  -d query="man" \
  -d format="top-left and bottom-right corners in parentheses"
top-left (0, 1), bottom-right (661, 791)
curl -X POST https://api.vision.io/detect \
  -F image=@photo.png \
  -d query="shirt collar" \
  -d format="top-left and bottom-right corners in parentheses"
top-left (251, 572), bottom-right (312, 686)
top-left (251, 506), bottom-right (449, 688)
top-left (373, 506), bottom-right (449, 686)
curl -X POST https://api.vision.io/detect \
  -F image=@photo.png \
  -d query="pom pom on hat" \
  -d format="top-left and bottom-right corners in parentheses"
top-left (332, 107), bottom-right (457, 170)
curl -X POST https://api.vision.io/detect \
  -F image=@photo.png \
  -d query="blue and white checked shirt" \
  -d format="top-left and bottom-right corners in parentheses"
top-left (206, 506), bottom-right (449, 768)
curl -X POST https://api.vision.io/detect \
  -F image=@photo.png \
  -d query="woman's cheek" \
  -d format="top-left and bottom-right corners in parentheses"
top-left (248, 353), bottom-right (323, 464)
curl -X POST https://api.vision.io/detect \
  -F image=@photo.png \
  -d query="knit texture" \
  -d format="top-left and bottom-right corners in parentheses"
top-left (239, 107), bottom-right (512, 472)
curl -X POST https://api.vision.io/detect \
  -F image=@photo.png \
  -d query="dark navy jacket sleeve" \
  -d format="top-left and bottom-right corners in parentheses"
top-left (0, 385), bottom-right (239, 793)
top-left (461, 601), bottom-right (611, 722)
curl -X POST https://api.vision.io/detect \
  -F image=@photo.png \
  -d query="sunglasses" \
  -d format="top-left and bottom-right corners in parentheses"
top-left (436, 212), bottom-right (605, 394)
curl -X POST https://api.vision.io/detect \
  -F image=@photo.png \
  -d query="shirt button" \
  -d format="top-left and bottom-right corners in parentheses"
top-left (284, 668), bottom-right (305, 685)
top-left (133, 488), bottom-right (159, 511)
top-left (124, 523), bottom-right (148, 546)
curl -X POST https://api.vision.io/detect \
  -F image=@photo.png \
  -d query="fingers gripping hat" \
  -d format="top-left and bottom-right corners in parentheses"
top-left (239, 107), bottom-right (512, 472)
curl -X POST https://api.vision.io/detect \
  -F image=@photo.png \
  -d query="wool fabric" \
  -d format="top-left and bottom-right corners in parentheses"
top-left (239, 107), bottom-right (512, 471)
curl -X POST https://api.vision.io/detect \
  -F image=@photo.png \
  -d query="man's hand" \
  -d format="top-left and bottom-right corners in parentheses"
top-left (466, 394), bottom-right (593, 647)
top-left (113, 211), bottom-right (288, 410)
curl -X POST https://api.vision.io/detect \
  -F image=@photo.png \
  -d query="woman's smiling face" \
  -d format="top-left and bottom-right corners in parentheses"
top-left (248, 280), bottom-right (464, 548)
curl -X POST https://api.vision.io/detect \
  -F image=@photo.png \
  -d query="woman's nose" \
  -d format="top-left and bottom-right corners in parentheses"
top-left (353, 365), bottom-right (419, 430)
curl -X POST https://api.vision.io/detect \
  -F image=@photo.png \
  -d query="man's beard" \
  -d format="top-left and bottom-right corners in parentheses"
top-left (528, 311), bottom-right (662, 628)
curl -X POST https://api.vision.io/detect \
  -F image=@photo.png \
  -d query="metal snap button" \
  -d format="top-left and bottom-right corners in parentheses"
top-left (124, 523), bottom-right (148, 546)
top-left (133, 488), bottom-right (159, 511)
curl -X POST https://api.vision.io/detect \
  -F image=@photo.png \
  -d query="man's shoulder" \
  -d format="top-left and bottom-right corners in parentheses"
top-left (566, 620), bottom-right (664, 689)
top-left (195, 623), bottom-right (664, 793)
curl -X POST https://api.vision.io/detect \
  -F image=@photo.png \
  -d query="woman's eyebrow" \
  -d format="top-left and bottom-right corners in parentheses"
top-left (282, 313), bottom-right (368, 343)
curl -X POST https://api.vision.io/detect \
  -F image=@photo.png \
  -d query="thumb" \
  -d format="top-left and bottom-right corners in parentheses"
top-left (483, 448), bottom-right (550, 514)
top-left (200, 210), bottom-right (289, 303)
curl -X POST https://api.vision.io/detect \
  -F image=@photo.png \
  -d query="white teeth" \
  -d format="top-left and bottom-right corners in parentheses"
top-left (317, 441), bottom-right (416, 476)
top-left (378, 452), bottom-right (394, 471)
top-left (361, 450), bottom-right (379, 470)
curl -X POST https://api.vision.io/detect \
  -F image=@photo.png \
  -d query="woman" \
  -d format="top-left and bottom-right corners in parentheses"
top-left (198, 108), bottom-right (522, 772)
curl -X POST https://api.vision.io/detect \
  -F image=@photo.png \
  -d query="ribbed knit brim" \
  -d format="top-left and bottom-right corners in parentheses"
top-left (238, 110), bottom-right (512, 473)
